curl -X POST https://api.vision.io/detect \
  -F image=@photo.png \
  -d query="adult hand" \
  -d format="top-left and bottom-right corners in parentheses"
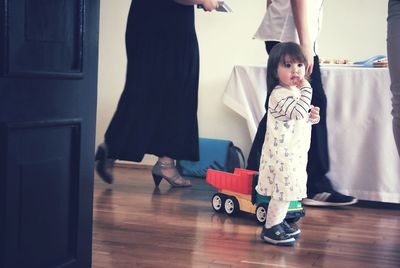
top-left (201, 0), bottom-right (219, 11)
top-left (302, 44), bottom-right (314, 77)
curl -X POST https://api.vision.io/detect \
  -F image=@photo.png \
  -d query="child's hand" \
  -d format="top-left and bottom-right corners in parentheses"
top-left (294, 77), bottom-right (311, 89)
top-left (308, 105), bottom-right (320, 124)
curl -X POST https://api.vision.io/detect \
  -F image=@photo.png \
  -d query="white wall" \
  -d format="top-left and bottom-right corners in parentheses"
top-left (96, 0), bottom-right (387, 166)
top-left (97, 0), bottom-right (130, 160)
top-left (318, 0), bottom-right (387, 60)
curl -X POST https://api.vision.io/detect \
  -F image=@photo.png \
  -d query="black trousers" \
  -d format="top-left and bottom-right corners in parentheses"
top-left (247, 41), bottom-right (333, 196)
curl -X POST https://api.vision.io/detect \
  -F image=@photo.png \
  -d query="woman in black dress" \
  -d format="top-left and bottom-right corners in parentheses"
top-left (96, 0), bottom-right (219, 187)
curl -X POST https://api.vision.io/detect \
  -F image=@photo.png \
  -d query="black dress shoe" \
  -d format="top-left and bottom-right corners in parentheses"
top-left (95, 143), bottom-right (115, 184)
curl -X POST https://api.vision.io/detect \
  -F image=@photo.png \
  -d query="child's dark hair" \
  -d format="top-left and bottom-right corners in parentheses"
top-left (265, 42), bottom-right (308, 106)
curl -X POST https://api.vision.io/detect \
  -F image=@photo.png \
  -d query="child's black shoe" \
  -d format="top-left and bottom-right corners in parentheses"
top-left (260, 223), bottom-right (296, 246)
top-left (281, 220), bottom-right (301, 238)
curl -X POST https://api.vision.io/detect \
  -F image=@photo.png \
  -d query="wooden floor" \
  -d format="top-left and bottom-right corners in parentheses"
top-left (92, 166), bottom-right (400, 268)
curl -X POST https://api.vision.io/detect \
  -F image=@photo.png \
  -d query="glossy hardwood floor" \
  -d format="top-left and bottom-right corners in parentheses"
top-left (92, 165), bottom-right (400, 268)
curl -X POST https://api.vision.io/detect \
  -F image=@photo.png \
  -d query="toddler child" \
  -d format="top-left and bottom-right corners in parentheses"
top-left (256, 42), bottom-right (320, 246)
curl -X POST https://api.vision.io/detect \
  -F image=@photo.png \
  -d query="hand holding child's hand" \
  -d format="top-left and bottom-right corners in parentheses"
top-left (308, 105), bottom-right (320, 124)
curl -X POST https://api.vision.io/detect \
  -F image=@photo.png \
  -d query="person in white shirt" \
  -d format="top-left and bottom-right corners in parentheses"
top-left (248, 0), bottom-right (358, 206)
top-left (257, 42), bottom-right (320, 246)
top-left (387, 0), bottom-right (400, 157)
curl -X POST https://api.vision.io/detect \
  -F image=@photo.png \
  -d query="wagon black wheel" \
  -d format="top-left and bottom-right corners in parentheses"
top-left (255, 204), bottom-right (268, 225)
top-left (224, 196), bottom-right (239, 216)
top-left (211, 193), bottom-right (225, 213)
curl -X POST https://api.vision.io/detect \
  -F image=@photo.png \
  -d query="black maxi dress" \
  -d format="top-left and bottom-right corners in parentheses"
top-left (104, 0), bottom-right (200, 162)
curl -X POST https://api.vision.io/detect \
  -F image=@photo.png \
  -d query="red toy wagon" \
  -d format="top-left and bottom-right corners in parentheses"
top-left (206, 168), bottom-right (305, 224)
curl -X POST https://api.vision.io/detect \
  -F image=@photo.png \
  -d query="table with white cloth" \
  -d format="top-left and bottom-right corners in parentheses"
top-left (223, 65), bottom-right (400, 203)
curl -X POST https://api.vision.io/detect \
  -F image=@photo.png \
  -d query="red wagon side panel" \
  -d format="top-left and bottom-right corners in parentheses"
top-left (206, 169), bottom-right (257, 195)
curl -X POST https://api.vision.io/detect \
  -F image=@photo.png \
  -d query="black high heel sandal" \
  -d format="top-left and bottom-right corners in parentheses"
top-left (152, 161), bottom-right (191, 188)
top-left (95, 143), bottom-right (115, 184)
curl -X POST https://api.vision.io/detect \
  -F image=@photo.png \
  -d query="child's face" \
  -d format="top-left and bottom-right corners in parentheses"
top-left (277, 55), bottom-right (306, 88)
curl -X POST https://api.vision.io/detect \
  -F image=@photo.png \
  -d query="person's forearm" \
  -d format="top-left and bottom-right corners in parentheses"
top-left (290, 0), bottom-right (311, 47)
top-left (291, 0), bottom-right (314, 74)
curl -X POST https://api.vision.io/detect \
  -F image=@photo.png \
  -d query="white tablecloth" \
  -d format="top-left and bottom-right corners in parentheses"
top-left (223, 65), bottom-right (400, 203)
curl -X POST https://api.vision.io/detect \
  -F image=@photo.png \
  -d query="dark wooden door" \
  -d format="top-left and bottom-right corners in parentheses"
top-left (0, 0), bottom-right (99, 267)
